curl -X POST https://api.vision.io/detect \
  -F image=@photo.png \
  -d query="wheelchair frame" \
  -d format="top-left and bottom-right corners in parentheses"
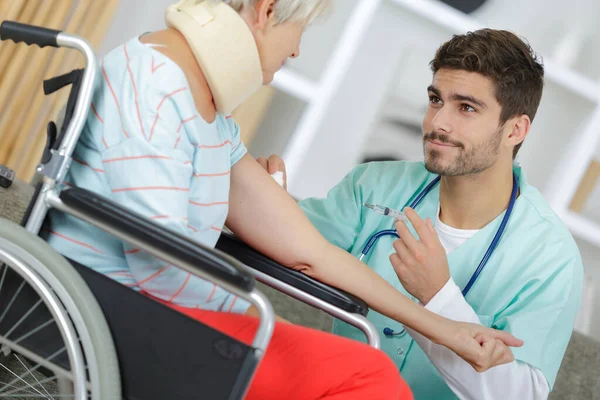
top-left (0, 18), bottom-right (381, 399)
top-left (1, 20), bottom-right (278, 399)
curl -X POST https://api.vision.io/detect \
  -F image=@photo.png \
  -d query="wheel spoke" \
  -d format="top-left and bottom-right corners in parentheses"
top-left (0, 279), bottom-right (26, 325)
top-left (0, 361), bottom-right (48, 398)
top-left (0, 347), bottom-right (66, 394)
top-left (4, 298), bottom-right (43, 338)
top-left (15, 354), bottom-right (54, 399)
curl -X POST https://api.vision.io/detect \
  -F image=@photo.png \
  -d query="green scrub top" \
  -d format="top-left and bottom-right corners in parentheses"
top-left (299, 161), bottom-right (583, 399)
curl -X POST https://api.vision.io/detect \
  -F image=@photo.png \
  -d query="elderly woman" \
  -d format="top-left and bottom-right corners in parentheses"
top-left (43, 0), bottom-right (522, 399)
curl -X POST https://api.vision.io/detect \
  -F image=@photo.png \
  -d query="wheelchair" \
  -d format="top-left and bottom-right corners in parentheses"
top-left (0, 21), bottom-right (379, 399)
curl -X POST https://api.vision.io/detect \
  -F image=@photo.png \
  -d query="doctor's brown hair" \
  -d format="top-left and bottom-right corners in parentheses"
top-left (430, 29), bottom-right (545, 158)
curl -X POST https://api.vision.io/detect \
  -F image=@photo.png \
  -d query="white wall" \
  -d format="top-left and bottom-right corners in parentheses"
top-left (97, 0), bottom-right (173, 58)
top-left (248, 0), bottom-right (360, 160)
top-left (575, 237), bottom-right (600, 336)
top-left (98, 0), bottom-right (600, 338)
top-left (251, 0), bottom-right (600, 339)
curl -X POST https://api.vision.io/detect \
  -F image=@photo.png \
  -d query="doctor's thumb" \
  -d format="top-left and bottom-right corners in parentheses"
top-left (490, 329), bottom-right (524, 348)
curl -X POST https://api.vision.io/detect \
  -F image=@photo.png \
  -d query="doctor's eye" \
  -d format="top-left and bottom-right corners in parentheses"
top-left (429, 95), bottom-right (442, 105)
top-left (460, 104), bottom-right (476, 112)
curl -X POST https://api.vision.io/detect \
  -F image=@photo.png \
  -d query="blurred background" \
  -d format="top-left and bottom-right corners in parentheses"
top-left (1, 0), bottom-right (599, 339)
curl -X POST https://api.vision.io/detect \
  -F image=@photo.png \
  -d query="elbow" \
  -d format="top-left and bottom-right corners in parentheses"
top-left (287, 261), bottom-right (320, 278)
top-left (281, 240), bottom-right (333, 280)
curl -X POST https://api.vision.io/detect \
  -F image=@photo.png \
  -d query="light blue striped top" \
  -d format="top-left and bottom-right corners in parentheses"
top-left (43, 36), bottom-right (250, 314)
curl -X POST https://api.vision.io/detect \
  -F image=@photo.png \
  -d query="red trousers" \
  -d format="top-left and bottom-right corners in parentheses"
top-left (166, 302), bottom-right (413, 400)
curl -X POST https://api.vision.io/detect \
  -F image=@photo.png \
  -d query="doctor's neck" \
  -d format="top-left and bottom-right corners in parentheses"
top-left (438, 159), bottom-right (515, 230)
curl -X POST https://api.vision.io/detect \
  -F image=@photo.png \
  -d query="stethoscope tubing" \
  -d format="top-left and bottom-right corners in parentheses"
top-left (360, 173), bottom-right (518, 337)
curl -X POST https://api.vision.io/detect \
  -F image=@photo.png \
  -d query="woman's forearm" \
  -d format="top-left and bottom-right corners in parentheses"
top-left (227, 155), bottom-right (449, 343)
top-left (228, 156), bottom-right (523, 371)
top-left (311, 243), bottom-right (449, 344)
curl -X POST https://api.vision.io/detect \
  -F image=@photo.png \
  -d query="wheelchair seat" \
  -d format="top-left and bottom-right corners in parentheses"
top-left (72, 260), bottom-right (257, 400)
top-left (0, 250), bottom-right (258, 400)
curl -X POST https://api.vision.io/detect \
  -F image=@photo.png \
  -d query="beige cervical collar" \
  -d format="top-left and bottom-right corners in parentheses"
top-left (165, 0), bottom-right (263, 115)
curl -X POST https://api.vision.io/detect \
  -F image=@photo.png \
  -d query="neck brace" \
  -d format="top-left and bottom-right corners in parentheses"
top-left (165, 0), bottom-right (263, 115)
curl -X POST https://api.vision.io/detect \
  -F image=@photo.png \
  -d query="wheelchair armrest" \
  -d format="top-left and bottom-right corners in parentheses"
top-left (58, 188), bottom-right (254, 292)
top-left (216, 232), bottom-right (369, 316)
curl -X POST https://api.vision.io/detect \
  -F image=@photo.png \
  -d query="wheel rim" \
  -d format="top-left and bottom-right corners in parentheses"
top-left (0, 240), bottom-right (87, 399)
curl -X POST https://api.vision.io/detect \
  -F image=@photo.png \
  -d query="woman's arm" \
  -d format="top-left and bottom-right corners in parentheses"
top-left (226, 154), bottom-right (522, 371)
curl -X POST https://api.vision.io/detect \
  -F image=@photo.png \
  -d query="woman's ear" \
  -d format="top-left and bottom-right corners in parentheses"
top-left (254, 0), bottom-right (277, 30)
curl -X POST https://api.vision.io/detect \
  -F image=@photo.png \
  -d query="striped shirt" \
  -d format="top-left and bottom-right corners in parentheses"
top-left (43, 36), bottom-right (249, 314)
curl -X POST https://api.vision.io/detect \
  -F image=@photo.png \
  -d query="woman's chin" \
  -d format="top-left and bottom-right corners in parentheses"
top-left (262, 70), bottom-right (275, 85)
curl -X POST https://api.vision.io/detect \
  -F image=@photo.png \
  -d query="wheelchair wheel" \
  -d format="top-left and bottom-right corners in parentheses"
top-left (0, 219), bottom-right (120, 399)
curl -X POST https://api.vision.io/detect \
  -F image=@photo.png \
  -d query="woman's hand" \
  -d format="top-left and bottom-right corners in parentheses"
top-left (257, 154), bottom-right (287, 190)
top-left (441, 322), bottom-right (524, 372)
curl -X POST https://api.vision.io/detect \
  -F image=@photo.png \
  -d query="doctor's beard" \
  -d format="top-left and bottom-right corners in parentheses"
top-left (423, 128), bottom-right (502, 177)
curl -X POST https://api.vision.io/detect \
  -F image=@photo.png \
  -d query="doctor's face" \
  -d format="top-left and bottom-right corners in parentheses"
top-left (422, 69), bottom-right (511, 176)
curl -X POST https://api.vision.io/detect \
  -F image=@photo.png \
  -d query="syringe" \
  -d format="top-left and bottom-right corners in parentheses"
top-left (362, 203), bottom-right (407, 221)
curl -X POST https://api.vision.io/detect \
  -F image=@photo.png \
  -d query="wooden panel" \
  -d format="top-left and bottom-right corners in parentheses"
top-left (19, 0), bottom-right (122, 182)
top-left (0, 0), bottom-right (28, 74)
top-left (569, 160), bottom-right (600, 213)
top-left (0, 0), bottom-right (74, 164)
top-left (0, 0), bottom-right (121, 181)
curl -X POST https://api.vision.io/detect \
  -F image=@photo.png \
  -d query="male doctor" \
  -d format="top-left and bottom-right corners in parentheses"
top-left (259, 29), bottom-right (583, 399)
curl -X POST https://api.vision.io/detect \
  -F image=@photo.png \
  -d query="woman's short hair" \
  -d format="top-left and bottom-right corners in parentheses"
top-left (210, 0), bottom-right (330, 25)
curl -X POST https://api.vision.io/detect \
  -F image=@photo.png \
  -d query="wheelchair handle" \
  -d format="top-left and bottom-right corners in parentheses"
top-left (0, 20), bottom-right (61, 48)
top-left (3, 22), bottom-right (99, 235)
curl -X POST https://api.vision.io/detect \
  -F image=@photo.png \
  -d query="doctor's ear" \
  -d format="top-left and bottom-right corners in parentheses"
top-left (505, 114), bottom-right (530, 151)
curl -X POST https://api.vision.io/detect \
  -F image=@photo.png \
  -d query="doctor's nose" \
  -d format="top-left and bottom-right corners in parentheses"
top-left (431, 107), bottom-right (453, 134)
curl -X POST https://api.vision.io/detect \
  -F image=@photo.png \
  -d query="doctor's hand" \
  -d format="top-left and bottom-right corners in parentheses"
top-left (256, 154), bottom-right (287, 190)
top-left (443, 321), bottom-right (523, 372)
top-left (390, 207), bottom-right (450, 305)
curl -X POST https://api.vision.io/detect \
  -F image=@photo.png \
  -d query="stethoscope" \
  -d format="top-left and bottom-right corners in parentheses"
top-left (358, 172), bottom-right (519, 337)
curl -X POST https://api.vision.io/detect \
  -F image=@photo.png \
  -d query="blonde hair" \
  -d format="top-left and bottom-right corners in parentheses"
top-left (209, 0), bottom-right (330, 25)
